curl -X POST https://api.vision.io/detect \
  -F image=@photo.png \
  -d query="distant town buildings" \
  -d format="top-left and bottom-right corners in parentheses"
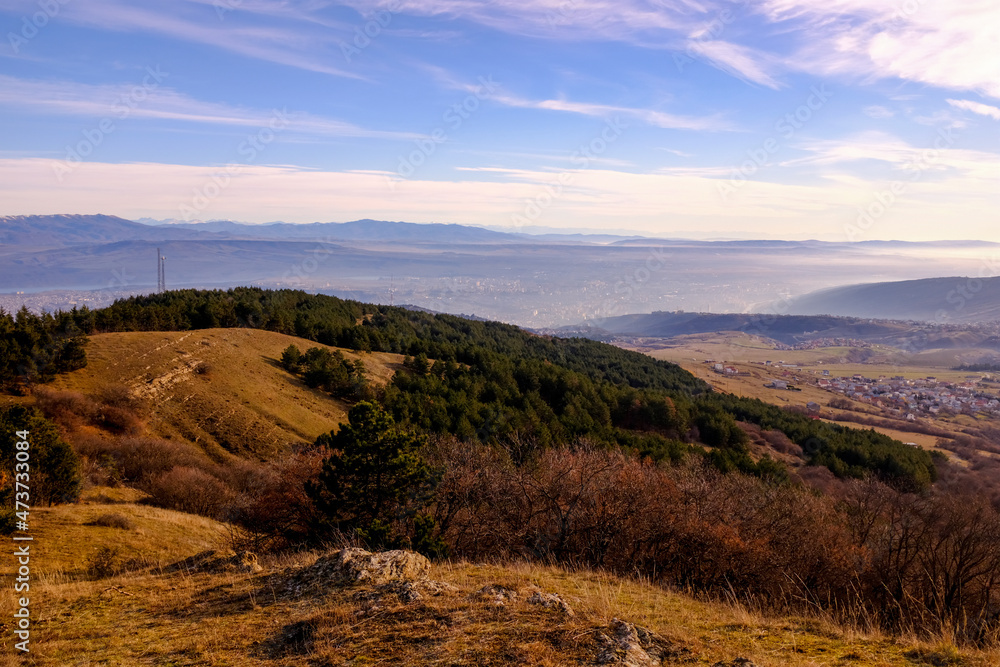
top-left (816, 374), bottom-right (1000, 417)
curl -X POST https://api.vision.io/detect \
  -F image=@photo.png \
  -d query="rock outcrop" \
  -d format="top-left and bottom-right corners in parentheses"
top-left (594, 618), bottom-right (681, 666)
top-left (527, 590), bottom-right (576, 617)
top-left (473, 583), bottom-right (520, 607)
top-left (275, 548), bottom-right (433, 599)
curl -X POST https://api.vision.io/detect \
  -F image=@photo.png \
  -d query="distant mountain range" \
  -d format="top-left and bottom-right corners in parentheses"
top-left (5, 214), bottom-right (1000, 329)
top-left (786, 276), bottom-right (1000, 324)
top-left (2, 214), bottom-right (520, 249)
top-left (0, 214), bottom-right (227, 248)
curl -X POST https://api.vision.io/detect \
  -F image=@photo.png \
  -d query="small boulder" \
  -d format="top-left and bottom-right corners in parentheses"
top-left (353, 579), bottom-right (457, 612)
top-left (273, 548), bottom-right (430, 599)
top-left (527, 590), bottom-right (575, 617)
top-left (311, 548), bottom-right (430, 586)
top-left (474, 584), bottom-right (519, 607)
top-left (594, 618), bottom-right (684, 666)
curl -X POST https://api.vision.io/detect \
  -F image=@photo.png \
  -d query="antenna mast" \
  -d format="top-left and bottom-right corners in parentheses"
top-left (157, 248), bottom-right (166, 293)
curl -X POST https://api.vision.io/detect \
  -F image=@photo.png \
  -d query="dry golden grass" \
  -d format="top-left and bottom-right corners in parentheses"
top-left (46, 328), bottom-right (404, 457)
top-left (3, 501), bottom-right (1000, 666)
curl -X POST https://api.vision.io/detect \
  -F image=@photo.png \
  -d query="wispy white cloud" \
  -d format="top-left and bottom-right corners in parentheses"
top-left (863, 105), bottom-right (894, 119)
top-left (947, 99), bottom-right (1000, 121)
top-left (758, 0), bottom-right (1000, 99)
top-left (20, 0), bottom-right (361, 78)
top-left (686, 40), bottom-right (782, 89)
top-left (338, 0), bottom-right (698, 40)
top-left (490, 92), bottom-right (734, 132)
top-left (0, 75), bottom-right (420, 140)
top-left (782, 132), bottom-right (1000, 181)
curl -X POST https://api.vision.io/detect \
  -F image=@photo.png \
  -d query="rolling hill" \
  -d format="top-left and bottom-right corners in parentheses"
top-left (786, 276), bottom-right (1000, 323)
top-left (47, 328), bottom-right (404, 457)
top-left (570, 309), bottom-right (1000, 354)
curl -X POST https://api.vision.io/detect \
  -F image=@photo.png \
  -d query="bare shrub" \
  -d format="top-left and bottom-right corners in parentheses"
top-left (86, 546), bottom-right (120, 579)
top-left (221, 448), bottom-right (327, 552)
top-left (145, 466), bottom-right (235, 519)
top-left (35, 385), bottom-right (144, 435)
top-left (87, 513), bottom-right (135, 530)
top-left (34, 387), bottom-right (97, 429)
top-left (95, 384), bottom-right (147, 417)
top-left (761, 429), bottom-right (803, 457)
top-left (92, 404), bottom-right (142, 435)
top-left (75, 436), bottom-right (210, 484)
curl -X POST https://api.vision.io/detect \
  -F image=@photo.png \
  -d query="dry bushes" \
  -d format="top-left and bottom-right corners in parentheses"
top-left (86, 512), bottom-right (135, 530)
top-left (145, 466), bottom-right (236, 518)
top-left (222, 448), bottom-right (327, 551)
top-left (75, 434), bottom-right (242, 519)
top-left (842, 478), bottom-right (1000, 641)
top-left (428, 438), bottom-right (1000, 643)
top-left (430, 439), bottom-right (855, 604)
top-left (75, 435), bottom-right (211, 483)
top-left (35, 385), bottom-right (144, 435)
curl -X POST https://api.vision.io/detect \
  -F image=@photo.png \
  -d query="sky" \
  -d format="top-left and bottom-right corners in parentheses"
top-left (0, 0), bottom-right (998, 240)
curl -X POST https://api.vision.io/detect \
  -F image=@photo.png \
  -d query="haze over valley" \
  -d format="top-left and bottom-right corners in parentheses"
top-left (5, 214), bottom-right (1000, 329)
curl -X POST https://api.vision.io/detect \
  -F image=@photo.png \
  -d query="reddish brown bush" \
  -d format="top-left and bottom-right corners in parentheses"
top-left (145, 466), bottom-right (235, 518)
top-left (35, 386), bottom-right (144, 435)
top-left (220, 448), bottom-right (327, 551)
top-left (75, 436), bottom-right (210, 484)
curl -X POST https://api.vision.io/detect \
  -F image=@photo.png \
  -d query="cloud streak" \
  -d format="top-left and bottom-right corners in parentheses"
top-left (490, 92), bottom-right (735, 132)
top-left (947, 99), bottom-right (1000, 121)
top-left (0, 75), bottom-right (419, 140)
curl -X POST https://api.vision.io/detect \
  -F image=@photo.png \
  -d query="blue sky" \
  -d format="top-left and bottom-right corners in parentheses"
top-left (1, 0), bottom-right (998, 240)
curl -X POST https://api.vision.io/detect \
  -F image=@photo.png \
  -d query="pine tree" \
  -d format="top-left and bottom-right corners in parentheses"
top-left (307, 401), bottom-right (440, 550)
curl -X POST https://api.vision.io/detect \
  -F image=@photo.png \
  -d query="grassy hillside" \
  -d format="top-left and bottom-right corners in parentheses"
top-left (47, 328), bottom-right (403, 457)
top-left (2, 289), bottom-right (993, 657)
top-left (787, 276), bottom-right (1000, 323)
top-left (1, 495), bottom-right (994, 666)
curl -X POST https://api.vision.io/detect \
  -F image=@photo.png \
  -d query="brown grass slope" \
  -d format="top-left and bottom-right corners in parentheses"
top-left (47, 328), bottom-right (404, 458)
top-left (3, 492), bottom-right (996, 666)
